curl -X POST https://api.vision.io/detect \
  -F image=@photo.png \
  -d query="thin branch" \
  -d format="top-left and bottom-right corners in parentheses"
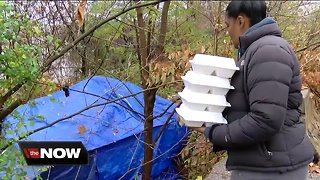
top-left (54, 1), bottom-right (76, 40)
top-left (127, 132), bottom-right (143, 172)
top-left (118, 130), bottom-right (188, 180)
top-left (0, 80), bottom-right (179, 153)
top-left (74, 166), bottom-right (81, 180)
top-left (312, 44), bottom-right (320, 51)
top-left (132, 132), bottom-right (155, 150)
top-left (32, 80), bottom-right (145, 118)
top-left (47, 166), bottom-right (52, 180)
top-left (81, 16), bottom-right (124, 92)
top-left (0, 83), bottom-right (26, 109)
top-left (101, 65), bottom-right (146, 109)
top-left (42, 1), bottom-right (162, 73)
top-left (69, 88), bottom-right (145, 117)
top-left (0, 1), bottom-right (161, 125)
top-left (0, 99), bottom-right (25, 121)
top-left (157, 1), bottom-right (170, 53)
top-left (75, 42), bottom-right (145, 109)
top-left (63, 1), bottom-right (76, 36)
top-left (153, 101), bottom-right (181, 146)
top-left (0, 1), bottom-right (161, 123)
top-left (146, 9), bottom-right (153, 56)
top-left (136, 6), bottom-right (149, 68)
top-left (166, 14), bottom-right (195, 43)
top-left (91, 35), bottom-right (133, 48)
top-left (153, 99), bottom-right (178, 120)
top-left (296, 40), bottom-right (320, 53)
top-left (133, 18), bottom-right (142, 65)
top-left (75, 48), bottom-right (169, 110)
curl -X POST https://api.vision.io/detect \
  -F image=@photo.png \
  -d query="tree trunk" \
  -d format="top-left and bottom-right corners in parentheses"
top-left (136, 1), bottom-right (171, 179)
top-left (80, 22), bottom-right (87, 77)
top-left (214, 2), bottom-right (221, 55)
top-left (136, 6), bottom-right (154, 180)
top-left (142, 89), bottom-right (157, 180)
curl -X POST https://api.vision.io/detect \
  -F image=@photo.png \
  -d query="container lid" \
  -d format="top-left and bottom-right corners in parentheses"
top-left (190, 54), bottom-right (239, 70)
top-left (178, 91), bottom-right (231, 107)
top-left (182, 71), bottom-right (234, 89)
top-left (176, 105), bottom-right (227, 124)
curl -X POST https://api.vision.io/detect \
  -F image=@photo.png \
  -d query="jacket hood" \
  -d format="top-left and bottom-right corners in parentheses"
top-left (239, 17), bottom-right (282, 56)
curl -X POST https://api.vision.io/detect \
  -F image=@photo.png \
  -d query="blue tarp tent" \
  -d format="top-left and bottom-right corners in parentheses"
top-left (3, 76), bottom-right (188, 179)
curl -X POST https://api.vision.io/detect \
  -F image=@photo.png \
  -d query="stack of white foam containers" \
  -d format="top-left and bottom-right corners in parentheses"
top-left (176, 54), bottom-right (239, 127)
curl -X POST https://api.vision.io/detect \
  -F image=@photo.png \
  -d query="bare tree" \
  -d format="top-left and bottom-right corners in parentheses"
top-left (135, 1), bottom-right (171, 179)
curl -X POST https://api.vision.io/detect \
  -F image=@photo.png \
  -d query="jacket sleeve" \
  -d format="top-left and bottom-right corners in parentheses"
top-left (207, 45), bottom-right (294, 148)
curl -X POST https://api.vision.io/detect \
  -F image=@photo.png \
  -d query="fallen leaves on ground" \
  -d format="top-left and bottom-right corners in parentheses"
top-left (77, 124), bottom-right (86, 134)
top-left (309, 163), bottom-right (320, 174)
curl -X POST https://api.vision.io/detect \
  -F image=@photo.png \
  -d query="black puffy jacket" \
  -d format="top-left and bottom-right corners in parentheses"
top-left (205, 18), bottom-right (314, 172)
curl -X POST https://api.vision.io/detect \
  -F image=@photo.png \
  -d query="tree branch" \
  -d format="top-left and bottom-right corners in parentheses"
top-left (0, 99), bottom-right (25, 122)
top-left (42, 0), bottom-right (162, 73)
top-left (312, 44), bottom-right (320, 51)
top-left (147, 9), bottom-right (153, 56)
top-left (153, 99), bottom-right (178, 120)
top-left (133, 18), bottom-right (142, 65)
top-left (153, 101), bottom-right (182, 146)
top-left (118, 130), bottom-right (188, 180)
top-left (0, 80), bottom-right (180, 153)
top-left (0, 83), bottom-right (25, 109)
top-left (0, 1), bottom-right (161, 122)
top-left (68, 88), bottom-right (145, 117)
top-left (296, 40), bottom-right (320, 53)
top-left (136, 6), bottom-right (149, 68)
top-left (32, 80), bottom-right (145, 120)
top-left (157, 1), bottom-right (170, 53)
top-left (114, 17), bottom-right (163, 36)
top-left (1, 90), bottom-right (145, 152)
top-left (54, 1), bottom-right (76, 39)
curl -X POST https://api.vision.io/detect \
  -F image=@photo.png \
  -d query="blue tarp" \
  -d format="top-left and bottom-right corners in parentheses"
top-left (3, 76), bottom-right (188, 179)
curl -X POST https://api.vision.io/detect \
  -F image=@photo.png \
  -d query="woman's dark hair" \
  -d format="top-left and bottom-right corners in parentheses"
top-left (226, 1), bottom-right (267, 26)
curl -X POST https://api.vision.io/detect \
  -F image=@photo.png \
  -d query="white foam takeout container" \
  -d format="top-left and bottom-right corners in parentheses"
top-left (181, 71), bottom-right (234, 95)
top-left (176, 104), bottom-right (228, 127)
top-left (190, 54), bottom-right (239, 78)
top-left (178, 90), bottom-right (231, 113)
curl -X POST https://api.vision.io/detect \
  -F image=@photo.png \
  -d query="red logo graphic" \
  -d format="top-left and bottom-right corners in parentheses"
top-left (23, 148), bottom-right (40, 159)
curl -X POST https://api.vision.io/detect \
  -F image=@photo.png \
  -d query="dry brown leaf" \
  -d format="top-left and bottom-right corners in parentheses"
top-left (113, 128), bottom-right (119, 134)
top-left (183, 49), bottom-right (191, 58)
top-left (75, 0), bottom-right (87, 28)
top-left (201, 46), bottom-right (205, 53)
top-left (78, 124), bottom-right (86, 134)
top-left (309, 163), bottom-right (320, 173)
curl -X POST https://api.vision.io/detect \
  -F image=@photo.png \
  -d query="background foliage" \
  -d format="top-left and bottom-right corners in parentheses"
top-left (0, 1), bottom-right (319, 179)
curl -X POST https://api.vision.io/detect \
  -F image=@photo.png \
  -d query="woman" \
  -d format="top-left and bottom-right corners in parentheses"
top-left (192, 1), bottom-right (315, 180)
